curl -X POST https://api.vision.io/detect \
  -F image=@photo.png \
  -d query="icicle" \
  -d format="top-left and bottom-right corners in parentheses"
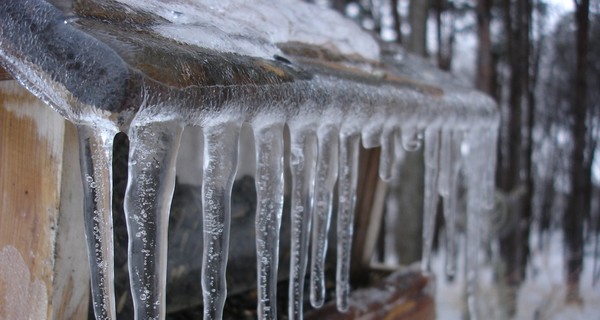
top-left (464, 129), bottom-right (487, 320)
top-left (254, 123), bottom-right (285, 320)
top-left (77, 124), bottom-right (118, 320)
top-left (482, 129), bottom-right (498, 210)
top-left (309, 125), bottom-right (339, 308)
top-left (392, 128), bottom-right (406, 178)
top-left (438, 131), bottom-right (463, 279)
top-left (201, 122), bottom-right (241, 320)
top-left (288, 128), bottom-right (318, 320)
top-left (336, 132), bottom-right (360, 312)
top-left (401, 127), bottom-right (423, 152)
top-left (594, 231), bottom-right (600, 286)
top-left (123, 121), bottom-right (183, 320)
top-left (421, 129), bottom-right (440, 272)
top-left (378, 126), bottom-right (396, 182)
top-left (361, 121), bottom-right (383, 149)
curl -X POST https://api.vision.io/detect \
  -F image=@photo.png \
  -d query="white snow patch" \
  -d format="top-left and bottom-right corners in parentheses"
top-left (0, 245), bottom-right (48, 320)
top-left (115, 0), bottom-right (380, 61)
top-left (434, 232), bottom-right (600, 320)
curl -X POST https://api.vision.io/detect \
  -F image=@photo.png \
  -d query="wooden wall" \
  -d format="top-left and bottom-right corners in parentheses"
top-left (0, 81), bottom-right (88, 319)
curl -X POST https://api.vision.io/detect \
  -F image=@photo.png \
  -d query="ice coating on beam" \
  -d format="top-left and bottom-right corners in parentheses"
top-left (0, 1), bottom-right (501, 319)
top-left (0, 0), bottom-right (129, 117)
top-left (114, 0), bottom-right (380, 61)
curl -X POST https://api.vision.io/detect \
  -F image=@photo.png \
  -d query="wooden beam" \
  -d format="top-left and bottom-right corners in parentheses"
top-left (0, 67), bottom-right (11, 81)
top-left (0, 81), bottom-right (88, 319)
top-left (305, 269), bottom-right (435, 320)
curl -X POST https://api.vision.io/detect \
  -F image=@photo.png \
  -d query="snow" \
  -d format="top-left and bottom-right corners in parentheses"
top-left (434, 231), bottom-right (600, 320)
top-left (114, 0), bottom-right (380, 61)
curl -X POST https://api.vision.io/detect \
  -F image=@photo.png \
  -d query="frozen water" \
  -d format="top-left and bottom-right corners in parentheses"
top-left (463, 128), bottom-right (491, 320)
top-left (421, 129), bottom-right (441, 272)
top-left (379, 126), bottom-right (397, 182)
top-left (336, 133), bottom-right (361, 311)
top-left (310, 125), bottom-right (339, 308)
top-left (438, 131), bottom-right (463, 278)
top-left (0, 0), bottom-right (130, 120)
top-left (0, 1), bottom-right (501, 319)
top-left (77, 124), bottom-right (119, 320)
top-left (124, 121), bottom-right (183, 320)
top-left (201, 122), bottom-right (241, 320)
top-left (254, 122), bottom-right (285, 320)
top-left (287, 127), bottom-right (318, 320)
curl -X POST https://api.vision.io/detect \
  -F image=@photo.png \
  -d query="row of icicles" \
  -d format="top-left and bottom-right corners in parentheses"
top-left (77, 118), bottom-right (497, 320)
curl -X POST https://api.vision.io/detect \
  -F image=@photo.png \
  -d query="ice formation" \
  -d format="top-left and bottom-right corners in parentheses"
top-left (0, 0), bottom-right (499, 319)
top-left (113, 0), bottom-right (380, 61)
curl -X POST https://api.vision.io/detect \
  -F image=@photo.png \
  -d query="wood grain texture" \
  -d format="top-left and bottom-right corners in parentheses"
top-left (52, 122), bottom-right (89, 320)
top-left (350, 147), bottom-right (382, 285)
top-left (0, 67), bottom-right (11, 81)
top-left (0, 81), bottom-right (65, 319)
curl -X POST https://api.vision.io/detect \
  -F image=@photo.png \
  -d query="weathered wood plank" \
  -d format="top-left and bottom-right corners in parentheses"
top-left (350, 147), bottom-right (382, 285)
top-left (0, 81), bottom-right (88, 319)
top-left (305, 270), bottom-right (435, 320)
top-left (0, 67), bottom-right (11, 81)
top-left (52, 122), bottom-right (89, 320)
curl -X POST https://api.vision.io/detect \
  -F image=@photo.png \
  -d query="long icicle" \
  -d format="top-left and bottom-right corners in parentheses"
top-left (438, 131), bottom-right (463, 279)
top-left (421, 129), bottom-right (440, 272)
top-left (464, 129), bottom-right (486, 320)
top-left (254, 123), bottom-right (285, 320)
top-left (379, 126), bottom-right (396, 182)
top-left (336, 132), bottom-right (360, 311)
top-left (124, 121), bottom-right (183, 320)
top-left (201, 122), bottom-right (241, 320)
top-left (288, 128), bottom-right (318, 320)
top-left (309, 125), bottom-right (339, 308)
top-left (594, 230), bottom-right (600, 286)
top-left (77, 124), bottom-right (118, 320)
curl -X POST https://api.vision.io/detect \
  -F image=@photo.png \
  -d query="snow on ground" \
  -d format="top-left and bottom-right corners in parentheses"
top-left (434, 232), bottom-right (600, 320)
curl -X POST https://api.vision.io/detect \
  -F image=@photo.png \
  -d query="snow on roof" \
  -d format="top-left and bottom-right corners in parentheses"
top-left (114, 0), bottom-right (380, 61)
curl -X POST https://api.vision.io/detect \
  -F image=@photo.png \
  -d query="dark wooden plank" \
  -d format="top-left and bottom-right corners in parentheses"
top-left (350, 147), bottom-right (382, 285)
top-left (0, 67), bottom-right (11, 81)
top-left (305, 270), bottom-right (435, 320)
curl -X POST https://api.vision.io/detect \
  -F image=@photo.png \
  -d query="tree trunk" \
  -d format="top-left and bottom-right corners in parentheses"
top-left (407, 0), bottom-right (429, 55)
top-left (391, 0), bottom-right (402, 44)
top-left (476, 0), bottom-right (494, 95)
top-left (497, 0), bottom-right (532, 316)
top-left (436, 0), bottom-right (454, 71)
top-left (564, 0), bottom-right (590, 303)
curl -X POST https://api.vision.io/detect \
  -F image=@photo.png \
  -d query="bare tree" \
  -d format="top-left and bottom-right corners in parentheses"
top-left (476, 0), bottom-right (497, 97)
top-left (564, 0), bottom-right (590, 302)
top-left (407, 0), bottom-right (429, 55)
top-left (435, 0), bottom-right (456, 71)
